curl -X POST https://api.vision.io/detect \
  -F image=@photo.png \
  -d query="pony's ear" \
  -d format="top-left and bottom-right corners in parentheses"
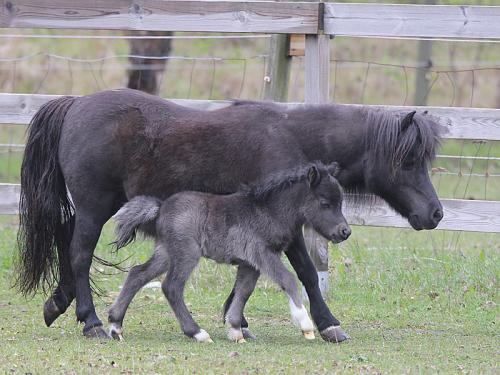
top-left (327, 162), bottom-right (340, 178)
top-left (307, 165), bottom-right (321, 187)
top-left (401, 111), bottom-right (416, 132)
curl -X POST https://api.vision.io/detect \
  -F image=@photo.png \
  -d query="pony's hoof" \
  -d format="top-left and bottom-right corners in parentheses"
top-left (43, 297), bottom-right (61, 327)
top-left (241, 328), bottom-right (256, 340)
top-left (83, 325), bottom-right (110, 339)
top-left (194, 329), bottom-right (213, 343)
top-left (237, 338), bottom-right (246, 344)
top-left (320, 326), bottom-right (349, 343)
top-left (109, 323), bottom-right (124, 341)
top-left (303, 330), bottom-right (316, 340)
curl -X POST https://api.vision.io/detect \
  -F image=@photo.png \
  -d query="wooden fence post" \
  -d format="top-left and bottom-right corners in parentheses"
top-left (263, 34), bottom-right (291, 101)
top-left (304, 32), bottom-right (330, 297)
top-left (414, 0), bottom-right (436, 106)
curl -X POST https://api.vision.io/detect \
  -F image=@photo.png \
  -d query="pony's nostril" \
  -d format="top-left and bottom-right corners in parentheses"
top-left (339, 225), bottom-right (351, 240)
top-left (432, 209), bottom-right (443, 222)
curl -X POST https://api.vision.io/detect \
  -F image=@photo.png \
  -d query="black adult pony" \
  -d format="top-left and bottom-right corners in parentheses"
top-left (17, 89), bottom-right (443, 341)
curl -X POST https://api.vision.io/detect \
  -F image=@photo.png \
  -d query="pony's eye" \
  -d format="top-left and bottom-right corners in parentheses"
top-left (402, 159), bottom-right (416, 170)
top-left (320, 201), bottom-right (331, 209)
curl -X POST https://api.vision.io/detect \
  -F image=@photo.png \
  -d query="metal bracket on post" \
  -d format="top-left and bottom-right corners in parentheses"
top-left (304, 23), bottom-right (331, 299)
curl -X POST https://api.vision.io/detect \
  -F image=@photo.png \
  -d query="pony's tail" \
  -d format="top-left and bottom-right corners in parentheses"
top-left (16, 96), bottom-right (77, 296)
top-left (114, 196), bottom-right (162, 250)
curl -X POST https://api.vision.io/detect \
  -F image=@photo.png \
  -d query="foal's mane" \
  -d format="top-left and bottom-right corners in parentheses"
top-left (242, 162), bottom-right (330, 202)
top-left (364, 109), bottom-right (442, 171)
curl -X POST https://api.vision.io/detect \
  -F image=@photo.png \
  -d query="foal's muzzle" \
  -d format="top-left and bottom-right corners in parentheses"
top-left (331, 223), bottom-right (351, 243)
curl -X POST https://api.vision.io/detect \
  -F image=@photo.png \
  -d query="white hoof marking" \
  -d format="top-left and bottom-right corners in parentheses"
top-left (289, 299), bottom-right (314, 333)
top-left (109, 323), bottom-right (124, 341)
top-left (194, 329), bottom-right (213, 343)
top-left (303, 330), bottom-right (315, 340)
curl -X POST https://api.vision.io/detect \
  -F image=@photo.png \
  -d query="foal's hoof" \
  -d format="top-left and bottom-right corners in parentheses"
top-left (227, 327), bottom-right (245, 343)
top-left (194, 329), bottom-right (213, 343)
top-left (109, 323), bottom-right (124, 341)
top-left (43, 297), bottom-right (61, 327)
top-left (242, 328), bottom-right (257, 340)
top-left (302, 330), bottom-right (316, 340)
top-left (320, 326), bottom-right (350, 343)
top-left (83, 325), bottom-right (111, 339)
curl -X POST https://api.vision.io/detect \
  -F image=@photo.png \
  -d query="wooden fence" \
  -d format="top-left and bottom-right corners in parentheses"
top-left (1, 1), bottom-right (499, 292)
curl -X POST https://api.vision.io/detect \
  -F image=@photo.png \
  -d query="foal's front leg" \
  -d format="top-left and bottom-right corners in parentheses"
top-left (286, 232), bottom-right (349, 343)
top-left (224, 264), bottom-right (260, 343)
top-left (259, 252), bottom-right (315, 340)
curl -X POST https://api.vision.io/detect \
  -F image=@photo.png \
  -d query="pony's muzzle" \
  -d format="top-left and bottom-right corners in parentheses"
top-left (431, 208), bottom-right (443, 226)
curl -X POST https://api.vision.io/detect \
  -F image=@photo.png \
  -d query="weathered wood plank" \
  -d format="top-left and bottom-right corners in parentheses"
top-left (324, 3), bottom-right (500, 40)
top-left (263, 34), bottom-right (291, 102)
top-left (0, 0), bottom-right (319, 34)
top-left (345, 198), bottom-right (500, 233)
top-left (1, 184), bottom-right (497, 232)
top-left (0, 183), bottom-right (20, 215)
top-left (305, 34), bottom-right (330, 104)
top-left (304, 31), bottom-right (331, 290)
top-left (1, 93), bottom-right (499, 141)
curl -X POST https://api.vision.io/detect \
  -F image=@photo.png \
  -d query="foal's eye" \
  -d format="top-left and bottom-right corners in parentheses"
top-left (320, 201), bottom-right (331, 209)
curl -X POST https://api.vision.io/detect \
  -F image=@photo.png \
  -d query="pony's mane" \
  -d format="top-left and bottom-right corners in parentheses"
top-left (364, 109), bottom-right (442, 172)
top-left (242, 162), bottom-right (329, 202)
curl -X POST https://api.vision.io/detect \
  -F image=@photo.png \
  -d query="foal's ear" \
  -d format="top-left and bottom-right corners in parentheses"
top-left (307, 165), bottom-right (321, 187)
top-left (327, 162), bottom-right (340, 178)
top-left (401, 110), bottom-right (416, 132)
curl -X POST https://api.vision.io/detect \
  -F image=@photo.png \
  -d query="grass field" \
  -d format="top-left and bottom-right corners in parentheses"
top-left (0, 222), bottom-right (498, 374)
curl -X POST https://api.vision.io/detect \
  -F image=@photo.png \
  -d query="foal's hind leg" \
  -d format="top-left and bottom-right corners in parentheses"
top-left (259, 252), bottom-right (315, 340)
top-left (162, 244), bottom-right (211, 342)
top-left (44, 216), bottom-right (76, 327)
top-left (108, 246), bottom-right (169, 340)
top-left (224, 265), bottom-right (259, 343)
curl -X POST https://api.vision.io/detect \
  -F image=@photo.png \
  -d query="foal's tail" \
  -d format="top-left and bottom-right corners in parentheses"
top-left (114, 196), bottom-right (162, 249)
top-left (16, 96), bottom-right (77, 295)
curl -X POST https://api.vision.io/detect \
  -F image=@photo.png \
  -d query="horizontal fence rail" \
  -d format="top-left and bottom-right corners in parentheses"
top-left (324, 3), bottom-right (500, 40)
top-left (0, 94), bottom-right (499, 233)
top-left (1, 2), bottom-right (500, 40)
top-left (1, 183), bottom-right (498, 232)
top-left (0, 0), bottom-right (319, 34)
top-left (1, 94), bottom-right (499, 141)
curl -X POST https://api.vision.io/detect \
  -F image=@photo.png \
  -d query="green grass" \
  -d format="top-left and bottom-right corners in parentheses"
top-left (0, 223), bottom-right (498, 374)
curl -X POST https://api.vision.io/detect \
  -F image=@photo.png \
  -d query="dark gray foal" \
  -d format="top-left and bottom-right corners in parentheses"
top-left (108, 162), bottom-right (351, 343)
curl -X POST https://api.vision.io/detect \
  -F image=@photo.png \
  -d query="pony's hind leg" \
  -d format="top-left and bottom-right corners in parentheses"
top-left (44, 216), bottom-right (76, 327)
top-left (259, 252), bottom-right (315, 340)
top-left (162, 242), bottom-right (210, 342)
top-left (108, 245), bottom-right (169, 340)
top-left (224, 265), bottom-right (259, 343)
top-left (69, 192), bottom-right (117, 339)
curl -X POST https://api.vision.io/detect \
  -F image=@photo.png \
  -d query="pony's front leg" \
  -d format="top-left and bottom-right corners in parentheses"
top-left (285, 233), bottom-right (349, 343)
top-left (224, 265), bottom-right (259, 343)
